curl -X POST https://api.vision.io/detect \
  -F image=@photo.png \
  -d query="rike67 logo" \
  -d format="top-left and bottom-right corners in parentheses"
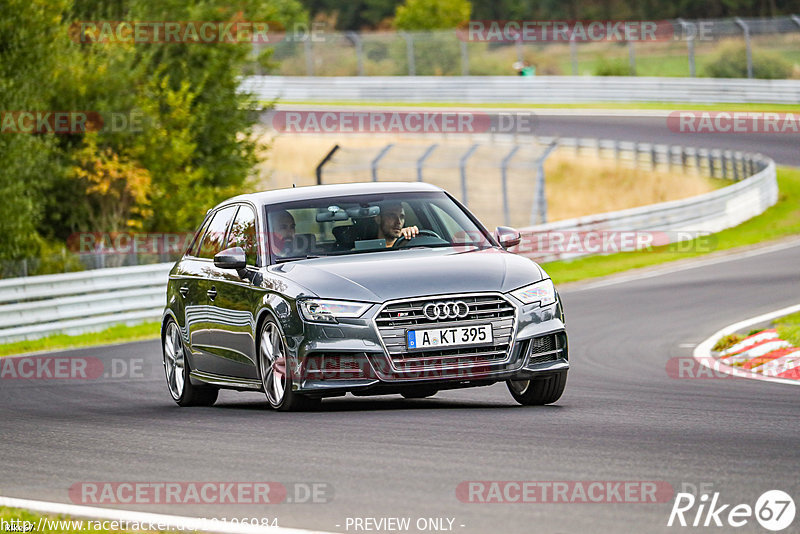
top-left (668, 487), bottom-right (795, 531)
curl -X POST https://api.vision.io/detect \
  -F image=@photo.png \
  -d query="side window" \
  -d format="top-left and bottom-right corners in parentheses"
top-left (197, 206), bottom-right (237, 259)
top-left (226, 205), bottom-right (258, 266)
top-left (187, 215), bottom-right (212, 257)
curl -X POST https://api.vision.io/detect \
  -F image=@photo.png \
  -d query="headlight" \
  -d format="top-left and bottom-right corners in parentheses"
top-left (510, 279), bottom-right (557, 307)
top-left (298, 299), bottom-right (371, 323)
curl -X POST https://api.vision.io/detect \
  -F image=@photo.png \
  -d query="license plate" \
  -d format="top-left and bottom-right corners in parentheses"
top-left (406, 324), bottom-right (493, 350)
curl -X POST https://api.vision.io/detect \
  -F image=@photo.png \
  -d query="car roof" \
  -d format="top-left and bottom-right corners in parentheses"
top-left (216, 182), bottom-right (445, 209)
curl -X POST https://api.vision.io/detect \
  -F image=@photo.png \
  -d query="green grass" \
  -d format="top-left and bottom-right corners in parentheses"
top-left (542, 166), bottom-right (800, 284)
top-left (0, 507), bottom-right (161, 533)
top-left (775, 311), bottom-right (800, 347)
top-left (712, 333), bottom-right (745, 352)
top-left (269, 100), bottom-right (800, 112)
top-left (0, 322), bottom-right (160, 358)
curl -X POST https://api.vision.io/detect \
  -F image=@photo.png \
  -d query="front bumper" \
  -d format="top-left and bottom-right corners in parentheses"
top-left (288, 296), bottom-right (568, 397)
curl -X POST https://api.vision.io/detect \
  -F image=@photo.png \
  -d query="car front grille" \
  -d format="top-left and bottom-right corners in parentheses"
top-left (374, 294), bottom-right (516, 372)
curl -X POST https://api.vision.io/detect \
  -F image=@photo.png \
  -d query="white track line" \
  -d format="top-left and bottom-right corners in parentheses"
top-left (692, 304), bottom-right (800, 386)
top-left (0, 496), bottom-right (335, 534)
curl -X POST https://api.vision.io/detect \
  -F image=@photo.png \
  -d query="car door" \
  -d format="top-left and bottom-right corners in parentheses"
top-left (204, 204), bottom-right (262, 379)
top-left (190, 205), bottom-right (238, 374)
top-left (173, 214), bottom-right (215, 373)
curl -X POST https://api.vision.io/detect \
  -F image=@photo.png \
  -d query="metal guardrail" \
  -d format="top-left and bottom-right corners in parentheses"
top-left (240, 75), bottom-right (800, 104)
top-left (515, 139), bottom-right (777, 262)
top-left (259, 16), bottom-right (800, 78)
top-left (0, 139), bottom-right (777, 344)
top-left (0, 263), bottom-right (171, 343)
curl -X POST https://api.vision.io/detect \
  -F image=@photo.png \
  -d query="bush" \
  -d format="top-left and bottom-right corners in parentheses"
top-left (593, 57), bottom-right (631, 76)
top-left (702, 40), bottom-right (792, 79)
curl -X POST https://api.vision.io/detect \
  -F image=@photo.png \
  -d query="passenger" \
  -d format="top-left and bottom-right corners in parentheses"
top-left (376, 202), bottom-right (419, 248)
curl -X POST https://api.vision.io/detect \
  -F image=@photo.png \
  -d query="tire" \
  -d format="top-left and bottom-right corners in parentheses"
top-left (401, 388), bottom-right (439, 399)
top-left (162, 319), bottom-right (218, 407)
top-left (258, 316), bottom-right (321, 412)
top-left (507, 371), bottom-right (567, 406)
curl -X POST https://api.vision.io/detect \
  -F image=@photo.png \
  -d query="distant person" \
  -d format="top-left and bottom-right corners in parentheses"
top-left (513, 60), bottom-right (535, 76)
top-left (376, 202), bottom-right (418, 247)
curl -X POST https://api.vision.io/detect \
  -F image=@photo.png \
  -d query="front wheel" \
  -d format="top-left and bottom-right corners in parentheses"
top-left (507, 371), bottom-right (567, 406)
top-left (258, 317), bottom-right (321, 412)
top-left (162, 319), bottom-right (218, 407)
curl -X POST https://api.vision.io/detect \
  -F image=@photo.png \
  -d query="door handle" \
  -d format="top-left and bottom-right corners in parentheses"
top-left (179, 286), bottom-right (189, 298)
top-left (207, 287), bottom-right (217, 300)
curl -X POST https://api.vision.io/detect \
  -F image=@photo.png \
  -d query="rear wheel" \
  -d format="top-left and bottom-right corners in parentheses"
top-left (162, 320), bottom-right (218, 407)
top-left (259, 318), bottom-right (321, 412)
top-left (507, 371), bottom-right (567, 406)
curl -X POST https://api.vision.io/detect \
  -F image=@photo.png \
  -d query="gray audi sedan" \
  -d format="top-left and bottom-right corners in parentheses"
top-left (161, 182), bottom-right (568, 411)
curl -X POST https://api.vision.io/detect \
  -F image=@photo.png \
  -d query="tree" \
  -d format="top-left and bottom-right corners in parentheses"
top-left (394, 0), bottom-right (471, 30)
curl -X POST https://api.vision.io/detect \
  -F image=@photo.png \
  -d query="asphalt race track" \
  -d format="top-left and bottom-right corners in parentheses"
top-left (2, 112), bottom-right (799, 533)
top-left (531, 113), bottom-right (800, 167)
top-left (1, 240), bottom-right (799, 533)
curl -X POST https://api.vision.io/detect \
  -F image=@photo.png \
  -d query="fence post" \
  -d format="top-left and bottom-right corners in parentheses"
top-left (416, 143), bottom-right (438, 182)
top-left (735, 18), bottom-right (753, 79)
top-left (500, 145), bottom-right (521, 226)
top-left (677, 19), bottom-right (696, 77)
top-left (459, 144), bottom-right (480, 206)
top-left (708, 150), bottom-right (715, 178)
top-left (460, 40), bottom-right (469, 76)
top-left (371, 144), bottom-right (394, 182)
top-left (570, 36), bottom-right (578, 75)
top-left (304, 39), bottom-right (314, 76)
top-left (533, 142), bottom-right (558, 225)
top-left (347, 32), bottom-right (364, 76)
top-left (315, 144), bottom-right (340, 185)
top-left (401, 32), bottom-right (416, 76)
top-left (628, 40), bottom-right (636, 75)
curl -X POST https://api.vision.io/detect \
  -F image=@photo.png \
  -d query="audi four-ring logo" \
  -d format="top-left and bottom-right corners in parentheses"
top-left (422, 301), bottom-right (470, 320)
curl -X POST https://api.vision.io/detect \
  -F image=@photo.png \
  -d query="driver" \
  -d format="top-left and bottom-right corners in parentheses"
top-left (269, 209), bottom-right (296, 257)
top-left (376, 202), bottom-right (419, 248)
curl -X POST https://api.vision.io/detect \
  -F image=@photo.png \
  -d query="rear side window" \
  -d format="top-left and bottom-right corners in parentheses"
top-left (226, 205), bottom-right (259, 266)
top-left (197, 206), bottom-right (238, 259)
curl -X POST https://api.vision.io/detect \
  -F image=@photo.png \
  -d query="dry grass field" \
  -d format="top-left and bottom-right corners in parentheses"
top-left (255, 131), bottom-right (724, 229)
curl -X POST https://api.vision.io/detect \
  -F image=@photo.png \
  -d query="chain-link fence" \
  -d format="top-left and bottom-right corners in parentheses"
top-left (256, 16), bottom-right (800, 78)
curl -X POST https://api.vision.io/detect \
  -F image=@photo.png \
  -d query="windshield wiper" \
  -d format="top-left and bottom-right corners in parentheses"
top-left (274, 254), bottom-right (323, 263)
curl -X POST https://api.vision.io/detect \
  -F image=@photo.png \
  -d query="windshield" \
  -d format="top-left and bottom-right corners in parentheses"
top-left (264, 191), bottom-right (494, 263)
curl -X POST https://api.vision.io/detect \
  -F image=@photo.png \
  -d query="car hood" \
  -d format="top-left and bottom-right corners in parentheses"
top-left (269, 247), bottom-right (544, 302)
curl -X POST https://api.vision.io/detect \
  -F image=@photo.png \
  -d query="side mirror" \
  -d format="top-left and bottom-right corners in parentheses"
top-left (495, 226), bottom-right (521, 249)
top-left (214, 246), bottom-right (247, 270)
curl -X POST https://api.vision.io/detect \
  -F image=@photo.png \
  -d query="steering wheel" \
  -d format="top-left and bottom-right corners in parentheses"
top-left (392, 229), bottom-right (441, 248)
